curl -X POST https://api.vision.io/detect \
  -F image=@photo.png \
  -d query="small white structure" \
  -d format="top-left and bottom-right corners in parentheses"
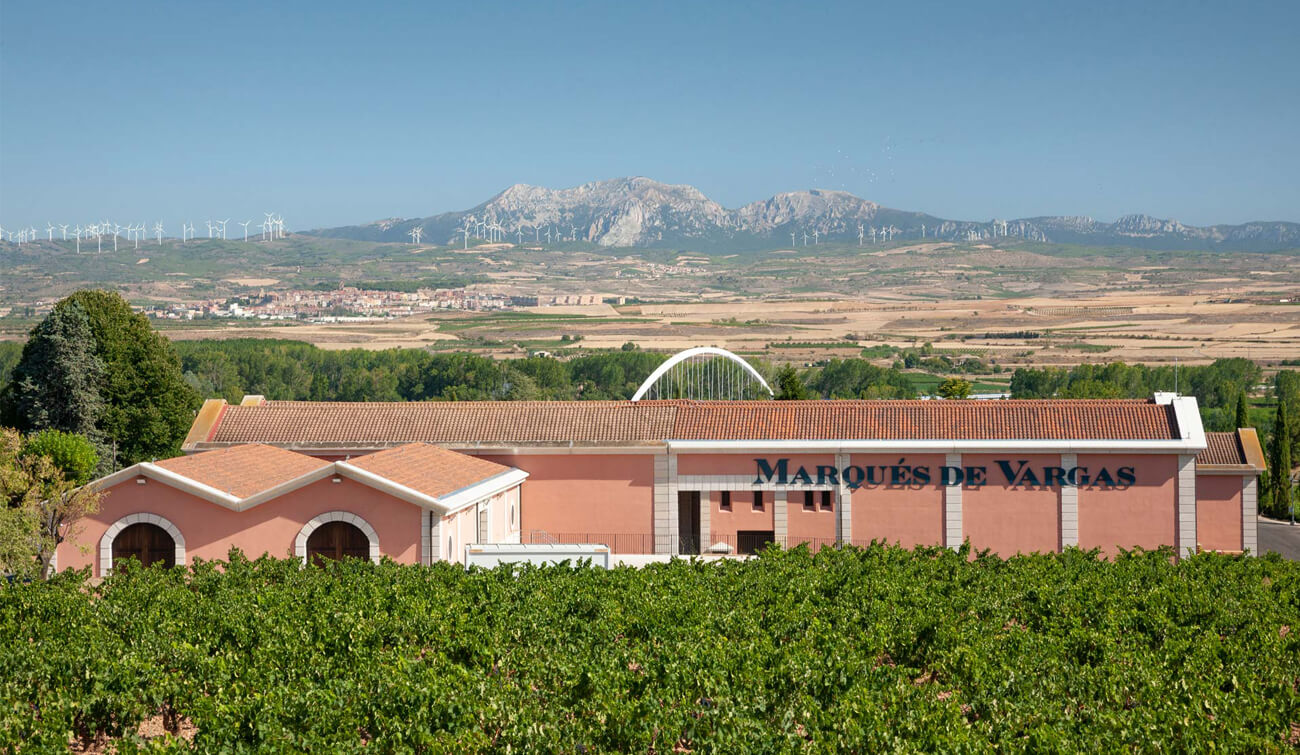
top-left (465, 543), bottom-right (611, 569)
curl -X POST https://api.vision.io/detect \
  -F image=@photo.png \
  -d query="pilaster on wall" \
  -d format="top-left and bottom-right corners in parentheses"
top-left (653, 453), bottom-right (676, 554)
top-left (835, 452), bottom-right (852, 544)
top-left (430, 517), bottom-right (442, 563)
top-left (1060, 453), bottom-right (1079, 550)
top-left (478, 501), bottom-right (489, 544)
top-left (699, 492), bottom-right (711, 552)
top-left (775, 492), bottom-right (789, 544)
top-left (944, 453), bottom-right (963, 549)
top-left (1177, 454), bottom-right (1197, 558)
top-left (1242, 476), bottom-right (1258, 555)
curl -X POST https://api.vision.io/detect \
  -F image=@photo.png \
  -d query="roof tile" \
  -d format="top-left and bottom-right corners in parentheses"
top-left (154, 444), bottom-right (331, 497)
top-left (345, 443), bottom-right (515, 499)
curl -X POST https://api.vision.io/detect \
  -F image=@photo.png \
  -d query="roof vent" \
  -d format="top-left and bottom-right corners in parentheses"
top-left (1153, 392), bottom-right (1178, 405)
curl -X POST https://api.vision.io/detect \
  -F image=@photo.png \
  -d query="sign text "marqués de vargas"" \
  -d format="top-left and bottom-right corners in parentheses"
top-left (753, 458), bottom-right (1137, 490)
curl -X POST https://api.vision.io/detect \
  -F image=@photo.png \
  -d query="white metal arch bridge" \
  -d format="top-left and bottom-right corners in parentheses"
top-left (631, 347), bottom-right (774, 402)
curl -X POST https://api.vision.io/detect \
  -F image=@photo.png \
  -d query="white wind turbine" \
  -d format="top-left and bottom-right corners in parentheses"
top-left (155, 222), bottom-right (164, 244)
top-left (239, 220), bottom-right (251, 241)
top-left (515, 229), bottom-right (523, 244)
top-left (790, 231), bottom-right (796, 246)
top-left (217, 219), bottom-right (229, 240)
top-left (206, 220), bottom-right (214, 239)
top-left (91, 224), bottom-right (103, 254)
top-left (921, 224), bottom-right (926, 239)
top-left (73, 225), bottom-right (83, 253)
top-left (46, 223), bottom-right (54, 241)
top-left (545, 227), bottom-right (552, 243)
top-left (802, 231), bottom-right (809, 245)
top-left (262, 213), bottom-right (273, 241)
top-left (569, 225), bottom-right (577, 242)
top-left (58, 223), bottom-right (69, 241)
top-left (858, 224), bottom-right (865, 246)
top-left (272, 215), bottom-right (285, 239)
top-left (812, 230), bottom-right (820, 244)
top-left (409, 226), bottom-right (423, 244)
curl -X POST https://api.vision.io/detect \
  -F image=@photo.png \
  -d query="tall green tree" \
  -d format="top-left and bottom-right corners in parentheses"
top-left (0, 301), bottom-right (104, 439)
top-left (1270, 398), bottom-right (1293, 518)
top-left (937, 377), bottom-right (973, 400)
top-left (8, 291), bottom-right (200, 468)
top-left (1234, 390), bottom-right (1250, 429)
top-left (774, 365), bottom-right (809, 400)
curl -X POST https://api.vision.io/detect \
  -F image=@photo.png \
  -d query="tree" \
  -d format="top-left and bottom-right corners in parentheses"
top-left (22, 430), bottom-right (101, 485)
top-left (0, 300), bottom-right (104, 440)
top-left (0, 428), bottom-right (102, 579)
top-left (1269, 399), bottom-right (1294, 519)
top-left (937, 378), bottom-right (973, 400)
top-left (33, 291), bottom-right (200, 467)
top-left (1234, 391), bottom-right (1250, 430)
top-left (774, 365), bottom-right (809, 400)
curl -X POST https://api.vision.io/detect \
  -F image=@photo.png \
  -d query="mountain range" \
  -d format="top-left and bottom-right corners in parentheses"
top-left (306, 177), bottom-right (1300, 252)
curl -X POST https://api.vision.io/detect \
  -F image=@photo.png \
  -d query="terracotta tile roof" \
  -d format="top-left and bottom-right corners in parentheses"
top-left (153, 444), bottom-right (331, 497)
top-left (1197, 431), bottom-right (1247, 466)
top-left (192, 397), bottom-right (1184, 447)
top-left (671, 399), bottom-right (1179, 440)
top-left (207, 400), bottom-right (678, 447)
top-left (344, 443), bottom-right (515, 499)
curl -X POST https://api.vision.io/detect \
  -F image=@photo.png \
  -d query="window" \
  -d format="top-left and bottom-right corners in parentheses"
top-left (752, 490), bottom-right (764, 511)
top-left (820, 490), bottom-right (833, 511)
top-left (803, 490), bottom-right (815, 511)
top-left (720, 491), bottom-right (732, 511)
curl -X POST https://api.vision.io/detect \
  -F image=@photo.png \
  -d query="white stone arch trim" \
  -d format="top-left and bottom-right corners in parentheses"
top-left (631, 346), bottom-right (774, 401)
top-left (98, 513), bottom-right (187, 576)
top-left (294, 511), bottom-right (381, 563)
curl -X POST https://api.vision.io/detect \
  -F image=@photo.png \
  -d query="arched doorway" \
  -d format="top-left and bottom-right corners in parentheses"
top-left (306, 521), bottom-right (371, 565)
top-left (111, 523), bottom-right (177, 569)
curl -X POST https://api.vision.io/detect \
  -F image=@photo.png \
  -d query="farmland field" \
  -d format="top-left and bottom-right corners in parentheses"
top-left (4, 546), bottom-right (1298, 752)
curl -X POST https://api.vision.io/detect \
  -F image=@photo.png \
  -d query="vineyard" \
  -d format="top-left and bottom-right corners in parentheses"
top-left (3, 546), bottom-right (1299, 752)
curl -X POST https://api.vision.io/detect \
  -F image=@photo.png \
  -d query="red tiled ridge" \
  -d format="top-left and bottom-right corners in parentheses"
top-left (345, 443), bottom-right (515, 498)
top-left (201, 398), bottom-right (1182, 445)
top-left (1197, 431), bottom-right (1246, 465)
top-left (154, 444), bottom-right (331, 497)
top-left (670, 399), bottom-right (1180, 440)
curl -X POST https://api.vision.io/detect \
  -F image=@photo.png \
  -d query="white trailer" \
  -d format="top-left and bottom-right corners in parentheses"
top-left (464, 543), bottom-right (611, 570)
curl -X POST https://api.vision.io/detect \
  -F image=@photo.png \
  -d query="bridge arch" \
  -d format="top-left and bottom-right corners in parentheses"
top-left (631, 347), bottom-right (774, 402)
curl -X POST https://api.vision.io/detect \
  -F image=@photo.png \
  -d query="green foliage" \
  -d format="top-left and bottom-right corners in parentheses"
top-left (9, 291), bottom-right (201, 467)
top-left (1267, 399), bottom-right (1294, 518)
top-left (936, 377), bottom-right (973, 400)
top-left (0, 427), bottom-right (102, 579)
top-left (1236, 390), bottom-right (1251, 430)
top-left (808, 359), bottom-right (916, 399)
top-left (21, 430), bottom-right (99, 485)
top-left (2, 548), bottom-right (1298, 750)
top-left (774, 365), bottom-right (809, 400)
top-left (0, 300), bottom-right (104, 440)
top-left (1010, 359), bottom-right (1261, 410)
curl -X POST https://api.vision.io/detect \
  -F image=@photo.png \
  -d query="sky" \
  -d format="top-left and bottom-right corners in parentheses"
top-left (1, 0), bottom-right (1297, 230)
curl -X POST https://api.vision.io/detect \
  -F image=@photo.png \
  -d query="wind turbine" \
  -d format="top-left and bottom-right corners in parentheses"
top-left (238, 220), bottom-right (251, 241)
top-left (155, 222), bottom-right (164, 244)
top-left (858, 224), bottom-right (865, 246)
top-left (534, 226), bottom-right (539, 242)
top-left (790, 231), bottom-right (796, 246)
top-left (812, 230), bottom-right (820, 245)
top-left (262, 213), bottom-right (273, 241)
top-left (921, 224), bottom-right (926, 239)
top-left (205, 221), bottom-right (214, 239)
top-left (515, 229), bottom-right (523, 244)
top-left (546, 227), bottom-right (552, 244)
top-left (273, 215), bottom-right (285, 239)
top-left (409, 226), bottom-right (423, 244)
top-left (45, 223), bottom-right (54, 241)
top-left (570, 225), bottom-right (577, 242)
top-left (802, 231), bottom-right (809, 245)
top-left (73, 225), bottom-right (83, 253)
top-left (217, 219), bottom-right (229, 240)
top-left (58, 223), bottom-right (68, 241)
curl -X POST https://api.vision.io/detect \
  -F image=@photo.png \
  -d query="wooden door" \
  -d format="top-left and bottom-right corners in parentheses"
top-left (306, 521), bottom-right (371, 565)
top-left (111, 523), bottom-right (176, 569)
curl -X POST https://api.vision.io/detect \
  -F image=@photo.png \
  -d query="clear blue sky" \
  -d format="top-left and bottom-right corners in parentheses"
top-left (2, 0), bottom-right (1296, 230)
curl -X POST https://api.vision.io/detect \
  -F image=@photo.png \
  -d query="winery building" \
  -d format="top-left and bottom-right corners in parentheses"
top-left (57, 388), bottom-right (1267, 575)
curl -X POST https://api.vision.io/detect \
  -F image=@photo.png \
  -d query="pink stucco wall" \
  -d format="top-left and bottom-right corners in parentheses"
top-left (785, 490), bottom-right (838, 550)
top-left (1196, 475), bottom-right (1244, 553)
top-left (59, 474), bottom-right (424, 576)
top-left (848, 454), bottom-right (945, 548)
top-left (440, 504), bottom-right (480, 565)
top-left (961, 454), bottom-right (1062, 556)
top-left (1077, 454), bottom-right (1176, 556)
top-left (708, 490), bottom-right (775, 546)
top-left (475, 453), bottom-right (654, 540)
